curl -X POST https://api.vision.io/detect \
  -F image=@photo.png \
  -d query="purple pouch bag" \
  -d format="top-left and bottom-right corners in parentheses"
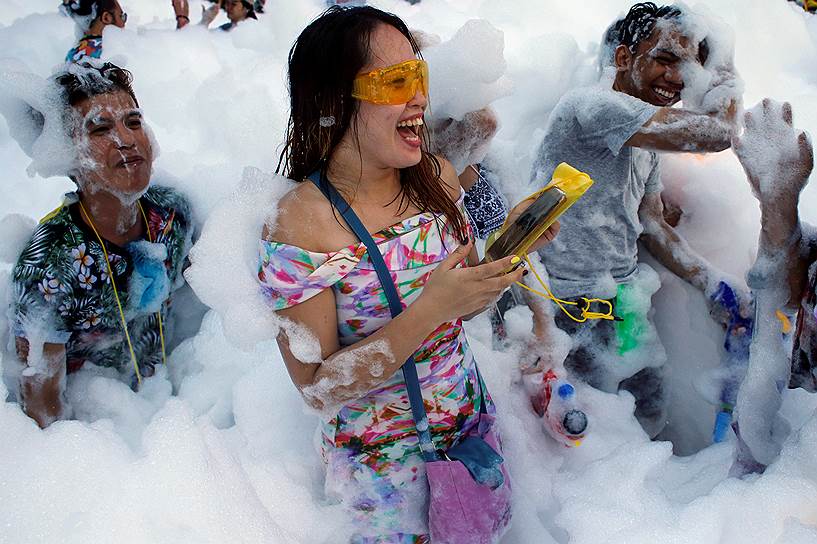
top-left (308, 171), bottom-right (513, 543)
top-left (426, 412), bottom-right (512, 544)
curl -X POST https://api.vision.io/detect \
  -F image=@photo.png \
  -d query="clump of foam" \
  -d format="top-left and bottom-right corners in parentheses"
top-left (0, 60), bottom-right (75, 179)
top-left (0, 213), bottom-right (35, 264)
top-left (422, 19), bottom-right (513, 123)
top-left (184, 166), bottom-right (292, 350)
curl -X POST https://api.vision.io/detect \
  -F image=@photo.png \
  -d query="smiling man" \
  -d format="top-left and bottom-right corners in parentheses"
top-left (526, 2), bottom-right (745, 437)
top-left (10, 63), bottom-right (193, 428)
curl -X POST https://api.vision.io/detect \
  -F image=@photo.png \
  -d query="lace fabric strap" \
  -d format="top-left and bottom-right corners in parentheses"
top-left (307, 171), bottom-right (439, 462)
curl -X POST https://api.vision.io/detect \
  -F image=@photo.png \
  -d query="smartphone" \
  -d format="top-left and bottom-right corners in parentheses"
top-left (482, 186), bottom-right (567, 264)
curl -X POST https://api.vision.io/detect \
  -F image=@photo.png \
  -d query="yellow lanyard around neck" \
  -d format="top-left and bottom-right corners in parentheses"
top-left (78, 200), bottom-right (168, 386)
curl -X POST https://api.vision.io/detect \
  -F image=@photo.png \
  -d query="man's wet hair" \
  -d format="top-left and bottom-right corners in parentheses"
top-left (611, 2), bottom-right (683, 53)
top-left (54, 62), bottom-right (139, 109)
top-left (606, 2), bottom-right (709, 65)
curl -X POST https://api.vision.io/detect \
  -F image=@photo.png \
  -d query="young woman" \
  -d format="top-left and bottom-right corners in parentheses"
top-left (258, 7), bottom-right (556, 541)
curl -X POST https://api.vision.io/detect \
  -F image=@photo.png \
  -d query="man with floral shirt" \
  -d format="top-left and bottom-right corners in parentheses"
top-left (11, 62), bottom-right (193, 428)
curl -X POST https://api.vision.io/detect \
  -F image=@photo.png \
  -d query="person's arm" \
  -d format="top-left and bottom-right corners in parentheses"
top-left (439, 155), bottom-right (560, 264)
top-left (432, 107), bottom-right (499, 176)
top-left (638, 192), bottom-right (718, 292)
top-left (626, 105), bottom-right (736, 153)
top-left (733, 99), bottom-right (815, 309)
top-left (16, 338), bottom-right (67, 428)
top-left (639, 190), bottom-right (754, 324)
top-left (276, 243), bottom-right (522, 412)
top-left (172, 0), bottom-right (190, 29)
top-left (458, 164), bottom-right (480, 191)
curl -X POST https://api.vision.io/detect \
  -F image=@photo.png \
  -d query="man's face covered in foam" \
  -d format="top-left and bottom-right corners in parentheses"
top-left (617, 20), bottom-right (706, 107)
top-left (72, 90), bottom-right (153, 202)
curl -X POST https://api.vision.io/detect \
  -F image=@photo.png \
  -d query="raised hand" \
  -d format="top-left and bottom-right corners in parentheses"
top-left (200, 0), bottom-right (222, 27)
top-left (733, 99), bottom-right (813, 204)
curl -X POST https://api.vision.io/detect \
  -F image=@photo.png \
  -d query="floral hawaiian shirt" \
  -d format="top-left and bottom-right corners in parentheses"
top-left (11, 186), bottom-right (193, 384)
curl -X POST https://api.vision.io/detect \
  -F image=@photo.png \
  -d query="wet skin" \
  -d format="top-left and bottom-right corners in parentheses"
top-left (614, 25), bottom-right (705, 107)
top-left (73, 90), bottom-right (153, 201)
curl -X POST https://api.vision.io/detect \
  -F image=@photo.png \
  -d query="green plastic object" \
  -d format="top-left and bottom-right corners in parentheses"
top-left (614, 283), bottom-right (647, 356)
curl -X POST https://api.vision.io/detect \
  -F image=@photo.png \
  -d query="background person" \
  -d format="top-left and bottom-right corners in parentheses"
top-left (525, 2), bottom-right (747, 437)
top-left (732, 100), bottom-right (815, 391)
top-left (63, 0), bottom-right (127, 63)
top-left (429, 107), bottom-right (509, 240)
top-left (201, 0), bottom-right (257, 31)
top-left (10, 63), bottom-right (193, 428)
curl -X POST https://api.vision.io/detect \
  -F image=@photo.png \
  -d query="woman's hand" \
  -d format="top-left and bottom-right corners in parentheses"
top-left (417, 241), bottom-right (524, 325)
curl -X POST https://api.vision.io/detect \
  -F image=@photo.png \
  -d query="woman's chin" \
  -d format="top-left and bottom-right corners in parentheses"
top-left (392, 149), bottom-right (423, 169)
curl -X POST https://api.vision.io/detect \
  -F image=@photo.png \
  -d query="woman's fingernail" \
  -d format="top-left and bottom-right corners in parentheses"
top-left (523, 269), bottom-right (529, 276)
top-left (510, 256), bottom-right (521, 265)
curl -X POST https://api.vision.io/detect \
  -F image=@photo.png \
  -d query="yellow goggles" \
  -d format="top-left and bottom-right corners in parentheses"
top-left (352, 59), bottom-right (429, 105)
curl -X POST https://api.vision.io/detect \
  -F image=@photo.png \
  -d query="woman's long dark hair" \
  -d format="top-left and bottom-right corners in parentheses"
top-left (277, 5), bottom-right (468, 242)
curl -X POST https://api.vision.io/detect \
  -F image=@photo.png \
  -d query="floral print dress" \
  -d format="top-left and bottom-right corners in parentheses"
top-left (11, 186), bottom-right (193, 385)
top-left (258, 192), bottom-right (492, 543)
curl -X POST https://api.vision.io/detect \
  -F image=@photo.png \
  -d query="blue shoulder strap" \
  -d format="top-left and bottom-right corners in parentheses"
top-left (307, 171), bottom-right (439, 462)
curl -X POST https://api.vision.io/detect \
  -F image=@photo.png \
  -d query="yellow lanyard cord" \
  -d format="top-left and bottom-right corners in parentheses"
top-left (515, 255), bottom-right (615, 323)
top-left (493, 186), bottom-right (615, 323)
top-left (78, 201), bottom-right (168, 387)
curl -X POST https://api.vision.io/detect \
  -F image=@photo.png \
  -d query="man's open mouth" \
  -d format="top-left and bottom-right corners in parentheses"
top-left (653, 87), bottom-right (679, 101)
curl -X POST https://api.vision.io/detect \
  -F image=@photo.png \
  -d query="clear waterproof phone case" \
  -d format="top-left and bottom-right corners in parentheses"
top-left (483, 187), bottom-right (566, 263)
top-left (482, 163), bottom-right (594, 267)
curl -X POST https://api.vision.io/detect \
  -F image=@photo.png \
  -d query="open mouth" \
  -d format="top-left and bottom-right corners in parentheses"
top-left (653, 87), bottom-right (679, 102)
top-left (396, 116), bottom-right (423, 147)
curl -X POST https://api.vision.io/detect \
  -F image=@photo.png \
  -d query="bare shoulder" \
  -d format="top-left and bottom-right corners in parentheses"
top-left (434, 155), bottom-right (463, 201)
top-left (262, 182), bottom-right (354, 251)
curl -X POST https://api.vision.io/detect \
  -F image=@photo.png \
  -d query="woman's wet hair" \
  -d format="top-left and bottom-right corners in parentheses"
top-left (64, 0), bottom-right (119, 20)
top-left (278, 5), bottom-right (469, 242)
top-left (54, 62), bottom-right (139, 109)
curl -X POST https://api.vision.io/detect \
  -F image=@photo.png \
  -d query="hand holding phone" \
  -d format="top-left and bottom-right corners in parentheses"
top-left (482, 163), bottom-right (593, 267)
